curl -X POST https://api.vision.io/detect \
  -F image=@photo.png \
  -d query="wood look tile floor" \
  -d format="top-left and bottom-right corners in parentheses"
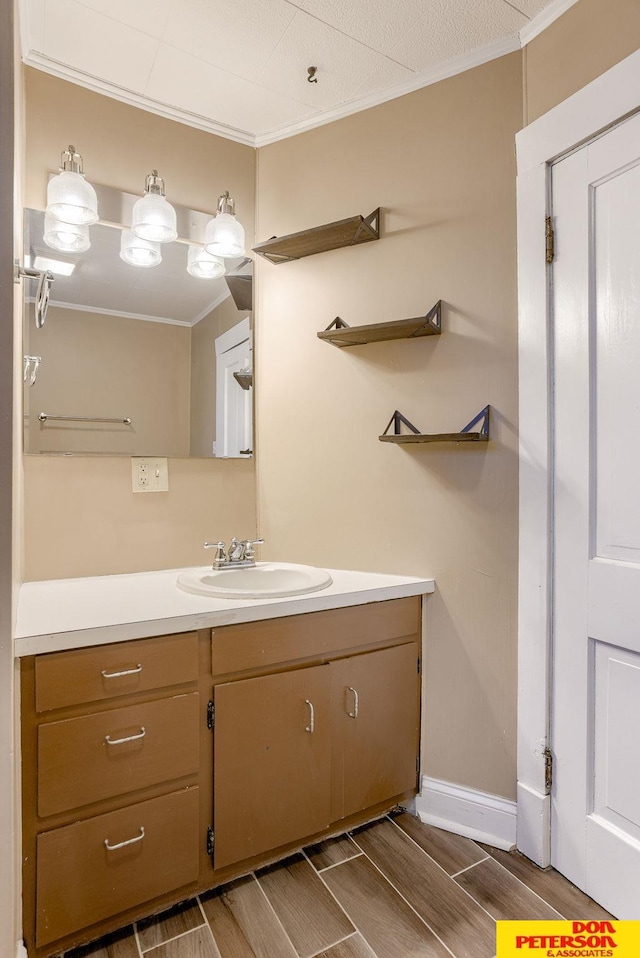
top-left (65, 813), bottom-right (613, 958)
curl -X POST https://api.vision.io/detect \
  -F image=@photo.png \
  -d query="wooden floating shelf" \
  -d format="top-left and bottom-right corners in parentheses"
top-left (318, 301), bottom-right (441, 348)
top-left (253, 209), bottom-right (380, 264)
top-left (380, 432), bottom-right (488, 444)
top-left (379, 406), bottom-right (490, 444)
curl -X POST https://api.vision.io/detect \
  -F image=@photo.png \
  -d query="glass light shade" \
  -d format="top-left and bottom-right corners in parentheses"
top-left (119, 229), bottom-right (162, 268)
top-left (187, 245), bottom-right (225, 279)
top-left (204, 212), bottom-right (245, 258)
top-left (43, 211), bottom-right (91, 253)
top-left (131, 193), bottom-right (177, 243)
top-left (46, 171), bottom-right (99, 226)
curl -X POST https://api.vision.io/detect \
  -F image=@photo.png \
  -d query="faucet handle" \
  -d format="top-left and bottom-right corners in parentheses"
top-left (204, 541), bottom-right (226, 566)
top-left (243, 537), bottom-right (264, 561)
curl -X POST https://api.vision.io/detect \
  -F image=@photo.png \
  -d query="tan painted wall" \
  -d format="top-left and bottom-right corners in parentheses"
top-left (190, 296), bottom-right (249, 457)
top-left (25, 305), bottom-right (191, 456)
top-left (23, 70), bottom-right (257, 580)
top-left (524, 0), bottom-right (640, 123)
top-left (23, 455), bottom-right (256, 580)
top-left (255, 53), bottom-right (522, 800)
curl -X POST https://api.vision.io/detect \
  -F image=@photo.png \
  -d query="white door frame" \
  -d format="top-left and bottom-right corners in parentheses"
top-left (516, 49), bottom-right (640, 868)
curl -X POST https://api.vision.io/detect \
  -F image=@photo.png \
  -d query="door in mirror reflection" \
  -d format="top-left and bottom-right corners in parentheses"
top-left (215, 318), bottom-right (253, 459)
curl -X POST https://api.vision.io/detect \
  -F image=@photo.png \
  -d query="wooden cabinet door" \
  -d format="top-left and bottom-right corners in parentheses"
top-left (330, 643), bottom-right (420, 821)
top-left (213, 664), bottom-right (330, 868)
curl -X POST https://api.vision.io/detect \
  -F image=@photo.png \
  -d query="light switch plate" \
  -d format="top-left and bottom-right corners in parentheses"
top-left (131, 457), bottom-right (169, 493)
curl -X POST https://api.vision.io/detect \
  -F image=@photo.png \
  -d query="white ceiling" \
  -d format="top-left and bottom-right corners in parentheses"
top-left (20, 0), bottom-right (576, 146)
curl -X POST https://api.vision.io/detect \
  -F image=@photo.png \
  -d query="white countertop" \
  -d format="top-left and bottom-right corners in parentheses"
top-left (15, 566), bottom-right (435, 656)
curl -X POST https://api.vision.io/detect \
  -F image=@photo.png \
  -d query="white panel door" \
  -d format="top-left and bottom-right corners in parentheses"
top-left (552, 112), bottom-right (640, 917)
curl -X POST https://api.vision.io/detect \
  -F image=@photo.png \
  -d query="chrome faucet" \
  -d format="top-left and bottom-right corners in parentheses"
top-left (203, 537), bottom-right (264, 570)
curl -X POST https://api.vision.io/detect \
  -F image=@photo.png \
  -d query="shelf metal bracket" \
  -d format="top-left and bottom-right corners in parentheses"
top-left (352, 208), bottom-right (380, 244)
top-left (381, 410), bottom-right (422, 438)
top-left (418, 300), bottom-right (441, 335)
top-left (460, 405), bottom-right (490, 438)
top-left (324, 316), bottom-right (351, 332)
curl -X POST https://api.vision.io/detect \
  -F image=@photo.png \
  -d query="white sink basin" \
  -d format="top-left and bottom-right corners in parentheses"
top-left (176, 562), bottom-right (333, 599)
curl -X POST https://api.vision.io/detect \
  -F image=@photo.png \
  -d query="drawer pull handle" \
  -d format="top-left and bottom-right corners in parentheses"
top-left (347, 686), bottom-right (359, 719)
top-left (304, 699), bottom-right (315, 734)
top-left (105, 727), bottom-right (146, 746)
top-left (101, 664), bottom-right (143, 679)
top-left (104, 826), bottom-right (145, 851)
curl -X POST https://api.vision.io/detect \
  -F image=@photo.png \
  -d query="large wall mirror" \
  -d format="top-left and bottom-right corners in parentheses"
top-left (22, 185), bottom-right (253, 458)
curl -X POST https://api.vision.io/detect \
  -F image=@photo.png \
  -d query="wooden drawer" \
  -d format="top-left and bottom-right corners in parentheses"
top-left (36, 786), bottom-right (200, 947)
top-left (212, 597), bottom-right (421, 677)
top-left (35, 632), bottom-right (198, 713)
top-left (38, 692), bottom-right (199, 817)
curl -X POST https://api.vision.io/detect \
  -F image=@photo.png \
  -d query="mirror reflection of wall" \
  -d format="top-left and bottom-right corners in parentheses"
top-left (23, 208), bottom-right (253, 458)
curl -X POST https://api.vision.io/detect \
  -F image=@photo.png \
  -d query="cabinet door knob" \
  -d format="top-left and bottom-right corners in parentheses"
top-left (105, 727), bottom-right (146, 746)
top-left (304, 699), bottom-right (315, 734)
top-left (101, 663), bottom-right (143, 679)
top-left (347, 687), bottom-right (359, 719)
top-left (104, 826), bottom-right (145, 851)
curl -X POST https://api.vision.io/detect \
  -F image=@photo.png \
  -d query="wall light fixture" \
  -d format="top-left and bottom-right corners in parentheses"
top-left (46, 146), bottom-right (99, 226)
top-left (204, 191), bottom-right (245, 258)
top-left (131, 171), bottom-right (178, 243)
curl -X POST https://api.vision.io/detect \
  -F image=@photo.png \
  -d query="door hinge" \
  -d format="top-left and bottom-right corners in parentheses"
top-left (544, 746), bottom-right (553, 793)
top-left (545, 215), bottom-right (555, 264)
top-left (417, 658), bottom-right (421, 674)
top-left (207, 700), bottom-right (215, 730)
top-left (207, 825), bottom-right (214, 856)
top-left (416, 756), bottom-right (420, 777)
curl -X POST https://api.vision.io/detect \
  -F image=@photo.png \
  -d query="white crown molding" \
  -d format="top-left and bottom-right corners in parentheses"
top-left (22, 36), bottom-right (522, 150)
top-left (19, 0), bottom-right (582, 150)
top-left (21, 50), bottom-right (257, 148)
top-left (519, 0), bottom-right (581, 47)
top-left (415, 776), bottom-right (517, 850)
top-left (255, 34), bottom-right (521, 146)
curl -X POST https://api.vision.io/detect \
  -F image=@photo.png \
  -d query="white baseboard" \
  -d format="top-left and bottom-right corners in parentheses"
top-left (415, 776), bottom-right (517, 850)
top-left (16, 942), bottom-right (28, 958)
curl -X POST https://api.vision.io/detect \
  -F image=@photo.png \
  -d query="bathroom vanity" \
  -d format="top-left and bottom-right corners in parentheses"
top-left (16, 568), bottom-right (434, 957)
